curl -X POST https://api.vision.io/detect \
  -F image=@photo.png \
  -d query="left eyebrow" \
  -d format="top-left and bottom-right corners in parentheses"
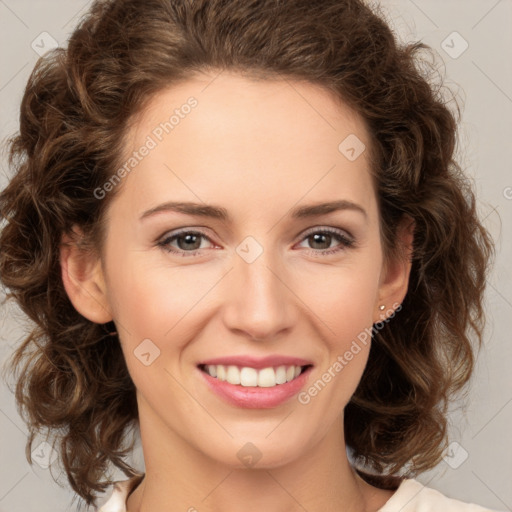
top-left (291, 199), bottom-right (367, 219)
top-left (139, 199), bottom-right (367, 222)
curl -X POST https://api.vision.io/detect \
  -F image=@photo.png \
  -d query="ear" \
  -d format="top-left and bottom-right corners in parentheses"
top-left (374, 215), bottom-right (414, 323)
top-left (59, 225), bottom-right (113, 324)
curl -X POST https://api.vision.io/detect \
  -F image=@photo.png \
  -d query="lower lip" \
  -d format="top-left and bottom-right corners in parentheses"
top-left (198, 366), bottom-right (313, 409)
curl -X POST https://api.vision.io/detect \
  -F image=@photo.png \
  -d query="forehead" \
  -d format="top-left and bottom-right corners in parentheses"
top-left (112, 71), bottom-right (377, 222)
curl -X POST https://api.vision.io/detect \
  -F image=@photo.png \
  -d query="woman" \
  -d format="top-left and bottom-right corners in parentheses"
top-left (0, 0), bottom-right (499, 511)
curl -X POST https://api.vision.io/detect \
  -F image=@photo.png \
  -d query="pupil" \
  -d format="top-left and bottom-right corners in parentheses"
top-left (311, 233), bottom-right (330, 249)
top-left (179, 234), bottom-right (200, 250)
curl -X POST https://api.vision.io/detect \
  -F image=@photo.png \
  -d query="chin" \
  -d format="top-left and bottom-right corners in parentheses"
top-left (199, 434), bottom-right (310, 470)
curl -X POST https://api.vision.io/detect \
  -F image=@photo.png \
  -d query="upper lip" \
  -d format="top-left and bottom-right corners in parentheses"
top-left (198, 355), bottom-right (313, 369)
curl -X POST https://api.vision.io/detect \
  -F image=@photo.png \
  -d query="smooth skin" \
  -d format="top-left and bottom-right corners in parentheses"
top-left (60, 71), bottom-right (414, 512)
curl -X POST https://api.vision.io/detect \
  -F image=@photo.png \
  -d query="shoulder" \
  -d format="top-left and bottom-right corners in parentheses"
top-left (96, 475), bottom-right (144, 512)
top-left (378, 478), bottom-right (505, 512)
top-left (96, 475), bottom-right (503, 512)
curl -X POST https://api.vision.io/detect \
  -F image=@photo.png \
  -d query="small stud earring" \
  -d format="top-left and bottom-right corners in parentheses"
top-left (103, 320), bottom-right (118, 336)
top-left (379, 304), bottom-right (385, 310)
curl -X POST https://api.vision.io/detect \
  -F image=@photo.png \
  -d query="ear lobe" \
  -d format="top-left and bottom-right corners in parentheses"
top-left (375, 215), bottom-right (415, 322)
top-left (59, 226), bottom-right (113, 324)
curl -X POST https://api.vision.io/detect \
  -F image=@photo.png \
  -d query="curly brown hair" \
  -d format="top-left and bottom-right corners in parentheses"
top-left (0, 0), bottom-right (494, 508)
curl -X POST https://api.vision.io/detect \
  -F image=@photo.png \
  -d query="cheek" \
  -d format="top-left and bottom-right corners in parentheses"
top-left (295, 258), bottom-right (380, 340)
top-left (106, 264), bottom-right (198, 390)
top-left (293, 255), bottom-right (380, 391)
top-left (105, 253), bottom-right (221, 373)
top-left (106, 247), bottom-right (199, 330)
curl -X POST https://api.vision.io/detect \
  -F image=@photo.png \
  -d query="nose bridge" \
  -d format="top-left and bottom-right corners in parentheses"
top-left (222, 237), bottom-right (294, 340)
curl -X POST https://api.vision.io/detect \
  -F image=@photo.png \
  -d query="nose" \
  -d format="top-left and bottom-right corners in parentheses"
top-left (221, 249), bottom-right (297, 342)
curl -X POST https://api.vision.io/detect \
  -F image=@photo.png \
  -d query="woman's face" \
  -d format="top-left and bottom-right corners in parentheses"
top-left (65, 71), bottom-right (410, 469)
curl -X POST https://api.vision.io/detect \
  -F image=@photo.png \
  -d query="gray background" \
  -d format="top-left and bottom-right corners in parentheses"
top-left (0, 0), bottom-right (511, 511)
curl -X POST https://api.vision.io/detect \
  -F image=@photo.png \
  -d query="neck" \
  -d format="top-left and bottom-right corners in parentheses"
top-left (127, 398), bottom-right (382, 512)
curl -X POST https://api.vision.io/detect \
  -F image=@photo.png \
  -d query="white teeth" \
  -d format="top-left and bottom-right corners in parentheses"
top-left (204, 364), bottom-right (305, 387)
top-left (226, 365), bottom-right (240, 385)
top-left (275, 365), bottom-right (287, 384)
top-left (258, 367), bottom-right (276, 387)
top-left (240, 367), bottom-right (258, 386)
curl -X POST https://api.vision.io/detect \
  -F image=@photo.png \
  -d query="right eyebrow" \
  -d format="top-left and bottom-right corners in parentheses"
top-left (140, 201), bottom-right (229, 221)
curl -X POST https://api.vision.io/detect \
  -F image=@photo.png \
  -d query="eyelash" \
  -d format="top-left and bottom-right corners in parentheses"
top-left (156, 227), bottom-right (355, 258)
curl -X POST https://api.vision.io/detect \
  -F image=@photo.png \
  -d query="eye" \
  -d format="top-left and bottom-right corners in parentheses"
top-left (156, 229), bottom-right (215, 257)
top-left (296, 227), bottom-right (355, 256)
top-left (156, 226), bottom-right (355, 258)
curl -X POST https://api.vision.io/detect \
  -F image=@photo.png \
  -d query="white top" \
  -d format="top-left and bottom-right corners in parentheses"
top-left (97, 475), bottom-right (503, 511)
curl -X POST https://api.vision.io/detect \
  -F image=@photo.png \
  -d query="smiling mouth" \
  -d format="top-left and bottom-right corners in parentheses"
top-left (198, 364), bottom-right (313, 388)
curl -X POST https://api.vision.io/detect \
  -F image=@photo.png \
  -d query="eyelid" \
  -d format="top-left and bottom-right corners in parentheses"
top-left (299, 225), bottom-right (354, 241)
top-left (156, 228), bottom-right (216, 249)
top-left (155, 226), bottom-right (215, 244)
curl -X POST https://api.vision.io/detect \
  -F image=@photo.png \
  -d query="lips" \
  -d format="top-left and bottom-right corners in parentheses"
top-left (196, 355), bottom-right (314, 408)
